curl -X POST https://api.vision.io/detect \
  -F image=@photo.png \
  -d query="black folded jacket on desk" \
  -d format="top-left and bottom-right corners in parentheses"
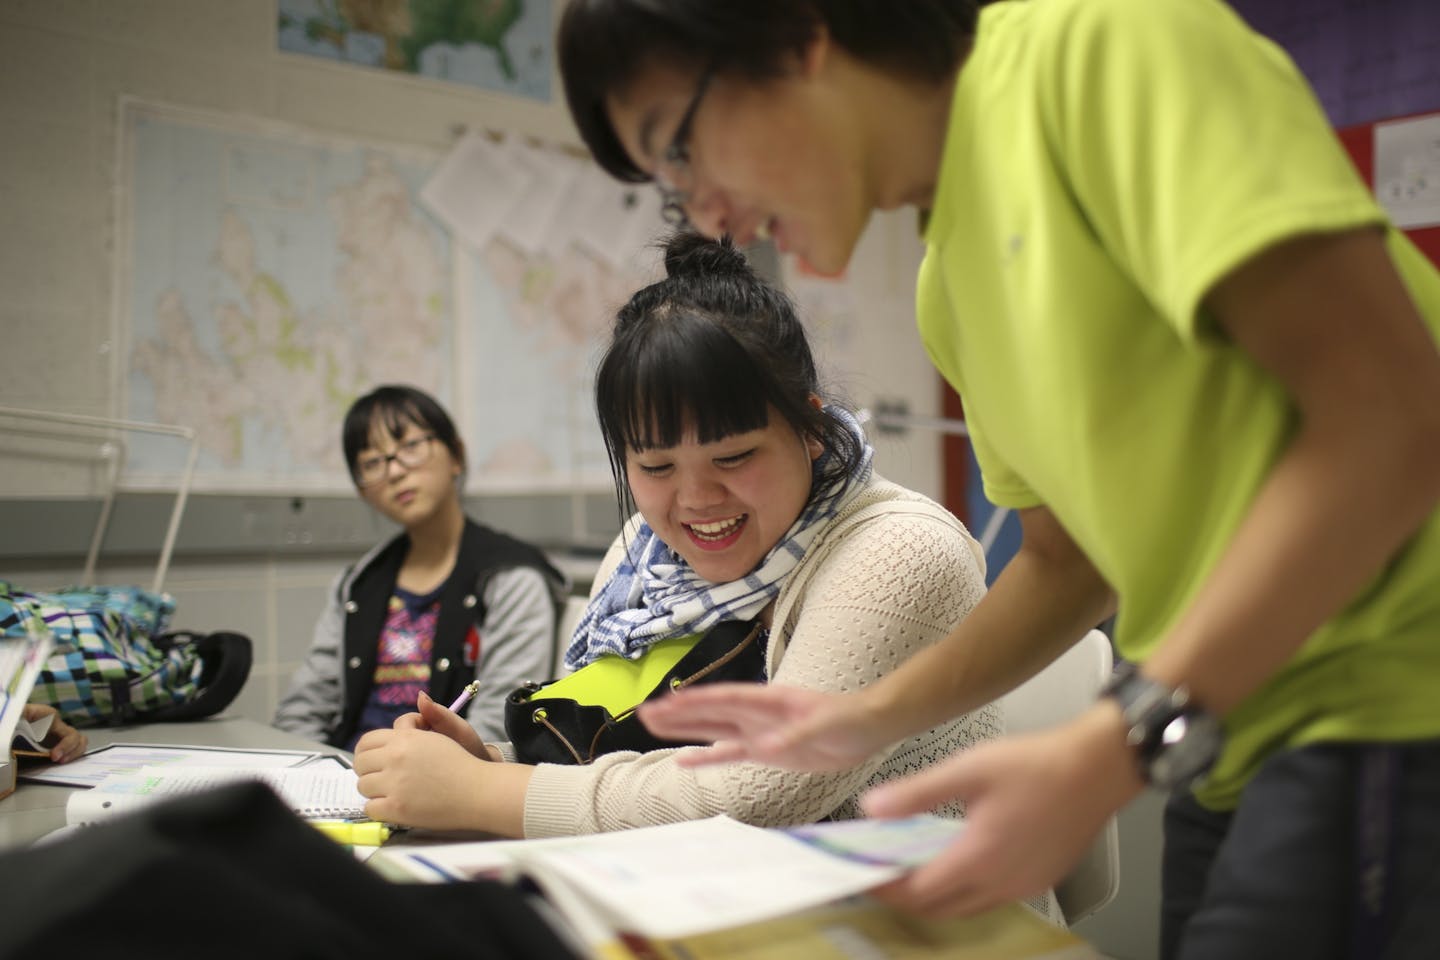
top-left (0, 782), bottom-right (580, 960)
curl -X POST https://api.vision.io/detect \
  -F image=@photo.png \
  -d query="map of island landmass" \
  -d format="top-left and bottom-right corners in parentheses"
top-left (122, 102), bottom-right (637, 491)
top-left (278, 0), bottom-right (550, 100)
top-left (130, 151), bottom-right (451, 479)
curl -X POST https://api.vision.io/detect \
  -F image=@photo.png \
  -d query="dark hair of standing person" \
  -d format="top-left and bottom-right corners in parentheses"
top-left (558, 0), bottom-right (980, 184)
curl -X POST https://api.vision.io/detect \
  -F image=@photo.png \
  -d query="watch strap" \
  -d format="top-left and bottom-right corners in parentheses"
top-left (1101, 662), bottom-right (1218, 788)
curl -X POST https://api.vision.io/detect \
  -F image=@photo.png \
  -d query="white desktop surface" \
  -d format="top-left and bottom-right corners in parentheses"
top-left (0, 715), bottom-right (341, 850)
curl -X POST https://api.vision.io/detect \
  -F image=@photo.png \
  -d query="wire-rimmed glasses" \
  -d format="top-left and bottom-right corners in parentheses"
top-left (354, 435), bottom-right (435, 487)
top-left (654, 65), bottom-right (716, 226)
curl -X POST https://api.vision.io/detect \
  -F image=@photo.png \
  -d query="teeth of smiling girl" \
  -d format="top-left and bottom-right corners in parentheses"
top-left (689, 517), bottom-right (742, 538)
top-left (755, 219), bottom-right (773, 241)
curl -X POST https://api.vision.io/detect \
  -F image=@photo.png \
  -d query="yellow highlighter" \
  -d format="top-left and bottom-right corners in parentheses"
top-left (310, 820), bottom-right (392, 846)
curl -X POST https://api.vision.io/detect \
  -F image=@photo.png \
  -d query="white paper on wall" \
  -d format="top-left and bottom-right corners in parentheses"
top-left (420, 130), bottom-right (533, 252)
top-left (498, 139), bottom-right (585, 257)
top-left (1374, 113), bottom-right (1440, 230)
top-left (570, 168), bottom-right (650, 268)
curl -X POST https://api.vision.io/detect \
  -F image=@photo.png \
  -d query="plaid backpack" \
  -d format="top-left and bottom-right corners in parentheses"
top-left (1, 582), bottom-right (252, 727)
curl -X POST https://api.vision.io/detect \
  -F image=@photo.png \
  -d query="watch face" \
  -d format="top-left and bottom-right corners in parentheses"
top-left (1150, 712), bottom-right (1223, 788)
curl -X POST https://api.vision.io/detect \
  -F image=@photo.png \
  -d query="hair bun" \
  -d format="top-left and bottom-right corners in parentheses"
top-left (662, 231), bottom-right (752, 280)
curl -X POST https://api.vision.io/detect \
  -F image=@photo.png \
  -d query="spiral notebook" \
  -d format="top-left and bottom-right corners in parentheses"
top-left (65, 764), bottom-right (368, 826)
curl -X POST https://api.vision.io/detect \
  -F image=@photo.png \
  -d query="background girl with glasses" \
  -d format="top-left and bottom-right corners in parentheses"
top-left (275, 385), bottom-right (567, 752)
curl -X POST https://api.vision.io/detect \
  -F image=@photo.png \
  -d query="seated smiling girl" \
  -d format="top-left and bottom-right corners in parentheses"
top-left (352, 235), bottom-right (1028, 883)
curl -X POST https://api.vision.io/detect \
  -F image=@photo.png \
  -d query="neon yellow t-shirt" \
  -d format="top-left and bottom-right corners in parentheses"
top-left (917, 0), bottom-right (1440, 809)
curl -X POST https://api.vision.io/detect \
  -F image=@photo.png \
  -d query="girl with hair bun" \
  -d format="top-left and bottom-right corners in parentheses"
top-left (353, 236), bottom-right (1058, 922)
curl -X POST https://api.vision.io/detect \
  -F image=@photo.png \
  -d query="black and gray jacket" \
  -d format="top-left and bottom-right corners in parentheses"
top-left (274, 519), bottom-right (567, 748)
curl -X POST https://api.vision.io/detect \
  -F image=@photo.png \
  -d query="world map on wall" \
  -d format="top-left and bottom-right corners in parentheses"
top-left (277, 0), bottom-right (552, 102)
top-left (121, 100), bottom-right (642, 492)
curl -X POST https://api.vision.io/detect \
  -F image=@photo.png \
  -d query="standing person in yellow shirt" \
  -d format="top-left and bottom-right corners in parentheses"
top-left (556, 1), bottom-right (1440, 957)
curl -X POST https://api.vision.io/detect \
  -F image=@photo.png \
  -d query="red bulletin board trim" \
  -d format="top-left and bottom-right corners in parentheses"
top-left (1337, 110), bottom-right (1440, 268)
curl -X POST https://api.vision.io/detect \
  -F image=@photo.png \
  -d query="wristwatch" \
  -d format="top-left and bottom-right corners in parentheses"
top-left (1099, 662), bottom-right (1223, 790)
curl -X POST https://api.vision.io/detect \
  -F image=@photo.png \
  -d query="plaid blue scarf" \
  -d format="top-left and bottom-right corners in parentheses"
top-left (564, 407), bottom-right (874, 668)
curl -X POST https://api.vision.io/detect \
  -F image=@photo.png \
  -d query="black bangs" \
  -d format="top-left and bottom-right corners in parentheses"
top-left (598, 309), bottom-right (772, 456)
top-left (374, 401), bottom-right (425, 444)
top-left (342, 396), bottom-right (418, 462)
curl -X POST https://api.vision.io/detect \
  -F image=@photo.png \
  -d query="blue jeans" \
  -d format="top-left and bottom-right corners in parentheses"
top-left (1161, 739), bottom-right (1440, 960)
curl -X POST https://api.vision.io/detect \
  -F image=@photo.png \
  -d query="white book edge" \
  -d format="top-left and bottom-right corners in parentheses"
top-left (65, 764), bottom-right (368, 826)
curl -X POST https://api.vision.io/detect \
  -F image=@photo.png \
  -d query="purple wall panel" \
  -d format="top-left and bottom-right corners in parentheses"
top-left (1228, 0), bottom-right (1440, 126)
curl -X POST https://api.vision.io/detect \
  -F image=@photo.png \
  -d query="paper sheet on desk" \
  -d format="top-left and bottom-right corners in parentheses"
top-left (20, 742), bottom-right (320, 787)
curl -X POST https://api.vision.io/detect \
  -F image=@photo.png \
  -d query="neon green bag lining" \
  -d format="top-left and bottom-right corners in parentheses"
top-left (537, 635), bottom-right (701, 717)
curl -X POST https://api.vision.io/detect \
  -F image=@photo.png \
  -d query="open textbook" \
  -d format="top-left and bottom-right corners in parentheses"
top-left (9, 711), bottom-right (55, 756)
top-left (65, 764), bottom-right (368, 826)
top-left (1, 623), bottom-right (55, 799)
top-left (371, 815), bottom-right (1096, 960)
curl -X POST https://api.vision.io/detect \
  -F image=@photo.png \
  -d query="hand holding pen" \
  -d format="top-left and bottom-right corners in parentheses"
top-left (391, 685), bottom-right (494, 761)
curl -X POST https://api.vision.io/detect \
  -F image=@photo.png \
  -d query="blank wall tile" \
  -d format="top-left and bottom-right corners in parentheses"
top-left (92, 0), bottom-right (273, 56)
top-left (0, 25), bottom-right (94, 124)
top-left (275, 578), bottom-right (330, 665)
top-left (92, 45), bottom-right (277, 119)
top-left (0, 566), bottom-right (86, 591)
top-left (164, 558), bottom-right (278, 585)
top-left (0, 116), bottom-right (94, 209)
top-left (163, 584), bottom-right (271, 653)
top-left (91, 561), bottom-right (169, 587)
top-left (271, 555), bottom-right (352, 582)
top-left (0, 193), bottom-right (106, 321)
top-left (0, 313), bottom-right (110, 412)
top-left (0, 1), bottom-right (95, 36)
top-left (228, 663), bottom-right (283, 728)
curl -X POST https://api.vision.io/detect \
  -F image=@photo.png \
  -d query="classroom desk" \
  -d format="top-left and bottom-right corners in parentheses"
top-left (0, 714), bottom-right (344, 851)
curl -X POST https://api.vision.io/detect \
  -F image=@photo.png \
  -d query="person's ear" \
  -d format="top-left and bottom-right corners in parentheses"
top-left (452, 440), bottom-right (466, 477)
top-left (800, 23), bottom-right (831, 80)
top-left (805, 394), bottom-right (825, 460)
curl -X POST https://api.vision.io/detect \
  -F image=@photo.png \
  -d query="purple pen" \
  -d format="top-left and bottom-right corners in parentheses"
top-left (447, 681), bottom-right (479, 713)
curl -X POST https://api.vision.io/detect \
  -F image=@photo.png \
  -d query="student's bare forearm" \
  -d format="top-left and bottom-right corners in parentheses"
top-left (1146, 229), bottom-right (1440, 714)
top-left (862, 510), bottom-right (1114, 738)
top-left (1144, 416), bottom-right (1440, 714)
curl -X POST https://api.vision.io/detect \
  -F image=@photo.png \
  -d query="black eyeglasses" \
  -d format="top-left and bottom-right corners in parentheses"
top-left (654, 65), bottom-right (716, 226)
top-left (354, 435), bottom-right (435, 487)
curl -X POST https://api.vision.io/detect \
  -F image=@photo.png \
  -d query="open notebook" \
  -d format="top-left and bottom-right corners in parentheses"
top-left (66, 765), bottom-right (368, 826)
top-left (372, 815), bottom-right (1096, 959)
